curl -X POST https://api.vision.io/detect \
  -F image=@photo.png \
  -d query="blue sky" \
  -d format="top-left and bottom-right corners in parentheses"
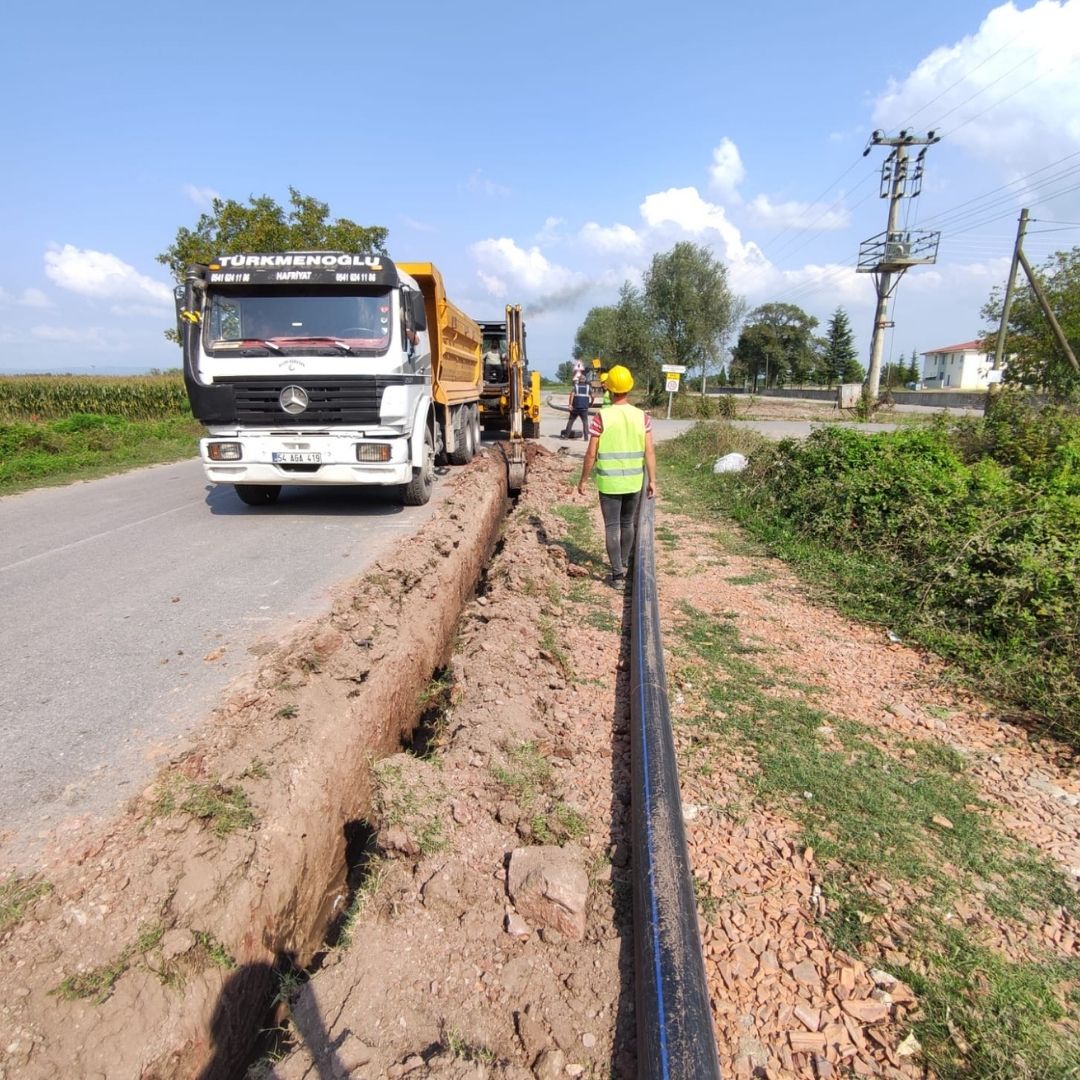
top-left (2, 0), bottom-right (1079, 377)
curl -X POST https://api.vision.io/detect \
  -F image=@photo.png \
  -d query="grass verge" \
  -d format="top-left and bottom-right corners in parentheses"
top-left (0, 413), bottom-right (202, 495)
top-left (670, 597), bottom-right (1080, 1076)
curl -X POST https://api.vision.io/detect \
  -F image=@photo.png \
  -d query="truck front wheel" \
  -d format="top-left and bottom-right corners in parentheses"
top-left (235, 484), bottom-right (282, 506)
top-left (401, 427), bottom-right (435, 506)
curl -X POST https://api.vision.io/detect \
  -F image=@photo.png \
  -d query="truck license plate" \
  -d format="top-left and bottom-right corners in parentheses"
top-left (272, 451), bottom-right (322, 464)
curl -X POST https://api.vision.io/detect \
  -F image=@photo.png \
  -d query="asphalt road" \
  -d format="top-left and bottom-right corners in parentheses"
top-left (0, 460), bottom-right (447, 860)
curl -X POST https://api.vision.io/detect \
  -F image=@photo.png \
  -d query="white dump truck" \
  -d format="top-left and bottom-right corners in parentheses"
top-left (177, 253), bottom-right (483, 506)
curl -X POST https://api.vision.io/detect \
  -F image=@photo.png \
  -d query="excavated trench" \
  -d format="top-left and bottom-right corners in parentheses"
top-left (0, 451), bottom-right (525, 1080)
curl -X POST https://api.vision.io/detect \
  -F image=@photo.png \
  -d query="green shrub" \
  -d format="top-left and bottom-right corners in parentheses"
top-left (661, 402), bottom-right (1080, 745)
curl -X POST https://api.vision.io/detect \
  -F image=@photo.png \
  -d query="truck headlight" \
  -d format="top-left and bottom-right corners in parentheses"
top-left (356, 443), bottom-right (391, 463)
top-left (208, 442), bottom-right (242, 461)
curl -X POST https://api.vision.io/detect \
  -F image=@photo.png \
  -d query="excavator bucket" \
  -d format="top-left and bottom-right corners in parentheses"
top-left (506, 441), bottom-right (526, 492)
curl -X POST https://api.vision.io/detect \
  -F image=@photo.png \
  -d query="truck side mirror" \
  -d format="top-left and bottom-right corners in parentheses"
top-left (173, 285), bottom-right (185, 340)
top-left (408, 289), bottom-right (427, 332)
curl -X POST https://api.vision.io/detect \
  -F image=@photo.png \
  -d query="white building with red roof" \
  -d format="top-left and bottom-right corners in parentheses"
top-left (920, 340), bottom-right (1004, 390)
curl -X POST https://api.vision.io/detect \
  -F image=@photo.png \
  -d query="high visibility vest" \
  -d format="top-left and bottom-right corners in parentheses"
top-left (595, 404), bottom-right (646, 495)
top-left (602, 390), bottom-right (611, 407)
top-left (571, 382), bottom-right (591, 411)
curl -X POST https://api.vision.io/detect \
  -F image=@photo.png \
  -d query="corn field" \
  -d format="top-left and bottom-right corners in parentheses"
top-left (0, 374), bottom-right (191, 420)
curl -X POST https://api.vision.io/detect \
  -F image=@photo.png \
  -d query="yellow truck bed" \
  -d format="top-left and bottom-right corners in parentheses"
top-left (398, 262), bottom-right (482, 407)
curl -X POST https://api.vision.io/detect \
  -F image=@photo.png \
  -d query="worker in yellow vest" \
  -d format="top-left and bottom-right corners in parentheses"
top-left (576, 365), bottom-right (656, 589)
top-left (598, 372), bottom-right (612, 407)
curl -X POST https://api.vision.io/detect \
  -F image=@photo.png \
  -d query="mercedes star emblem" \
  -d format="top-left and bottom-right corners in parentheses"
top-left (279, 385), bottom-right (309, 415)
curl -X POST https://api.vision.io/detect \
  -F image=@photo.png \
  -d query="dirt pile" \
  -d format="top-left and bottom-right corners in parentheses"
top-left (268, 449), bottom-right (635, 1079)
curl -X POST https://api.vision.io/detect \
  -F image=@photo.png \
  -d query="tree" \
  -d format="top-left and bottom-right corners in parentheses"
top-left (643, 242), bottom-right (742, 391)
top-left (821, 307), bottom-right (858, 387)
top-left (611, 283), bottom-right (661, 397)
top-left (158, 188), bottom-right (388, 340)
top-left (907, 348), bottom-right (922, 386)
top-left (731, 303), bottom-right (818, 389)
top-left (555, 361), bottom-right (578, 384)
top-left (730, 323), bottom-right (778, 390)
top-left (981, 245), bottom-right (1080, 399)
top-left (573, 305), bottom-right (619, 363)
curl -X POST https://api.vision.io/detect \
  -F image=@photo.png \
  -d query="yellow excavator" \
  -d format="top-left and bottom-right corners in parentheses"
top-left (504, 304), bottom-right (530, 491)
top-left (478, 304), bottom-right (540, 491)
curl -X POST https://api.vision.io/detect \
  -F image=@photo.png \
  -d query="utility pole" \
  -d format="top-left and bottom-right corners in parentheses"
top-left (993, 209), bottom-right (1028, 369)
top-left (994, 208), bottom-right (1080, 377)
top-left (857, 130), bottom-right (942, 401)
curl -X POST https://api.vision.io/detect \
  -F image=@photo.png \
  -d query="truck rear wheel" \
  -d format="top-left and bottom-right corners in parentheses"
top-left (235, 484), bottom-right (281, 506)
top-left (448, 406), bottom-right (476, 465)
top-left (401, 427), bottom-right (435, 506)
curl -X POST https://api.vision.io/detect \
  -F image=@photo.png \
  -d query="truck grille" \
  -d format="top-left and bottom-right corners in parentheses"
top-left (216, 376), bottom-right (394, 426)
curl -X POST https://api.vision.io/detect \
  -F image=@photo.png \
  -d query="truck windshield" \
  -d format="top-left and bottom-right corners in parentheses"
top-left (206, 287), bottom-right (393, 353)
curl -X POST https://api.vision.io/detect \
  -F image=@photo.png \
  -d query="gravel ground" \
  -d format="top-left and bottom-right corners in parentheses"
top-left (267, 447), bottom-right (1079, 1079)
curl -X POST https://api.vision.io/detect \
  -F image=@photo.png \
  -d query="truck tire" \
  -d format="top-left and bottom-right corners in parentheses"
top-left (401, 427), bottom-right (435, 506)
top-left (523, 418), bottom-right (540, 439)
top-left (235, 484), bottom-right (281, 506)
top-left (448, 406), bottom-right (475, 465)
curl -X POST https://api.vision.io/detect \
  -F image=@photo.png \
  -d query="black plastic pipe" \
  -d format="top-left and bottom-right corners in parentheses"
top-left (630, 492), bottom-right (723, 1079)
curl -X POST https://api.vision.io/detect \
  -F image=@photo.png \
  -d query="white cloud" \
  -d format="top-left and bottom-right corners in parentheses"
top-left (44, 244), bottom-right (173, 308)
top-left (478, 271), bottom-right (507, 297)
top-left (184, 183), bottom-right (220, 207)
top-left (579, 222), bottom-right (642, 254)
top-left (639, 187), bottom-right (764, 266)
top-left (746, 193), bottom-right (850, 231)
top-left (471, 237), bottom-right (584, 294)
top-left (465, 169), bottom-right (510, 198)
top-left (776, 263), bottom-right (872, 305)
top-left (708, 137), bottom-right (746, 197)
top-left (873, 0), bottom-right (1080, 176)
top-left (0, 286), bottom-right (52, 308)
top-left (471, 237), bottom-right (592, 316)
top-left (401, 215), bottom-right (435, 232)
top-left (19, 287), bottom-right (51, 308)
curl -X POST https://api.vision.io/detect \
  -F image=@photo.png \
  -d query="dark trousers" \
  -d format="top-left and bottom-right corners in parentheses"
top-left (563, 409), bottom-right (589, 437)
top-left (599, 488), bottom-right (642, 577)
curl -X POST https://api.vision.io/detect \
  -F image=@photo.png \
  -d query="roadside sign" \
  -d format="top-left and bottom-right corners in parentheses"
top-left (661, 364), bottom-right (687, 374)
top-left (665, 376), bottom-right (681, 393)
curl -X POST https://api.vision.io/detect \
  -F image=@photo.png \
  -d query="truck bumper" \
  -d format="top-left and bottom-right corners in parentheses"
top-left (200, 432), bottom-right (412, 487)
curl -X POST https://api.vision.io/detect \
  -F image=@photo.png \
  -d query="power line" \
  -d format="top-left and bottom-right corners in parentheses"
top-left (762, 169), bottom-right (877, 264)
top-left (895, 39), bottom-right (1018, 129)
top-left (921, 154), bottom-right (1080, 224)
top-left (929, 48), bottom-right (1040, 130)
top-left (921, 161), bottom-right (1080, 231)
top-left (945, 179), bottom-right (1080, 237)
top-left (763, 179), bottom-right (878, 266)
top-left (946, 62), bottom-right (1054, 141)
top-left (760, 157), bottom-right (866, 255)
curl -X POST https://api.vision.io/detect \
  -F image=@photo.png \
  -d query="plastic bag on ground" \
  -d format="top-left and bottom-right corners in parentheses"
top-left (713, 453), bottom-right (748, 474)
